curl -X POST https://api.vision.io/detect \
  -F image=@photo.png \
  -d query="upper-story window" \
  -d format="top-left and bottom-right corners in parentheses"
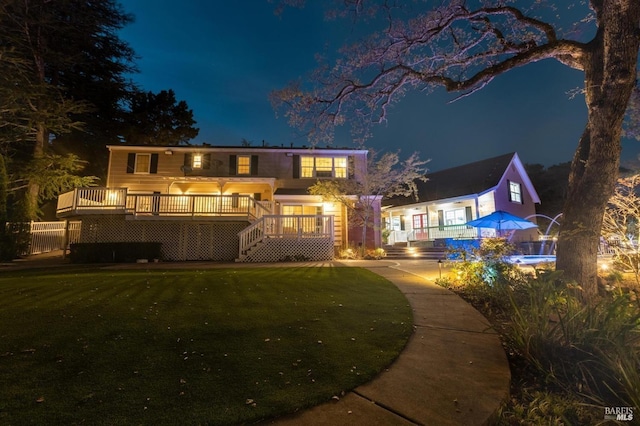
top-left (126, 153), bottom-right (158, 174)
top-left (183, 153), bottom-right (211, 172)
top-left (509, 181), bottom-right (522, 203)
top-left (135, 154), bottom-right (151, 173)
top-left (192, 154), bottom-right (203, 169)
top-left (237, 155), bottom-right (251, 175)
top-left (300, 156), bottom-right (347, 178)
top-left (229, 154), bottom-right (258, 176)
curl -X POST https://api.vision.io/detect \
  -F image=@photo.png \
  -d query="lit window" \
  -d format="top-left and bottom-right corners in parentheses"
top-left (237, 155), bottom-right (251, 175)
top-left (315, 158), bottom-right (333, 177)
top-left (334, 157), bottom-right (347, 178)
top-left (135, 154), bottom-right (151, 174)
top-left (444, 208), bottom-right (466, 225)
top-left (510, 182), bottom-right (522, 203)
top-left (301, 156), bottom-right (314, 178)
top-left (299, 156), bottom-right (348, 178)
top-left (192, 154), bottom-right (202, 169)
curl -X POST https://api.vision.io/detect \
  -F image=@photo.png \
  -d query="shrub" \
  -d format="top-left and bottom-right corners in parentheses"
top-left (507, 273), bottom-right (640, 408)
top-left (364, 248), bottom-right (386, 260)
top-left (450, 238), bottom-right (525, 286)
top-left (69, 242), bottom-right (162, 263)
top-left (337, 245), bottom-right (361, 259)
top-left (447, 240), bottom-right (640, 420)
top-left (0, 222), bottom-right (30, 261)
top-left (446, 238), bottom-right (528, 314)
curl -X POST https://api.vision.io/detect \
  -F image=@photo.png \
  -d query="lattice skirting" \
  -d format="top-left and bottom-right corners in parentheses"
top-left (238, 237), bottom-right (334, 263)
top-left (76, 216), bottom-right (246, 261)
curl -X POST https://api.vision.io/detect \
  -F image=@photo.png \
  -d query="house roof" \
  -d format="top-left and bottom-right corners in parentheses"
top-left (385, 152), bottom-right (535, 207)
top-left (107, 144), bottom-right (367, 155)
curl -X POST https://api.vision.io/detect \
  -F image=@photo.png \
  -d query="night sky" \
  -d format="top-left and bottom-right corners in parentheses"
top-left (118, 1), bottom-right (640, 172)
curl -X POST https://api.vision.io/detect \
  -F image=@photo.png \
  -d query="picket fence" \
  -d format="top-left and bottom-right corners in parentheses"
top-left (20, 221), bottom-right (82, 255)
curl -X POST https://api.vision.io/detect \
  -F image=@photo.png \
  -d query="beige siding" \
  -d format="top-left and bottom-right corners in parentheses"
top-left (106, 146), bottom-right (370, 247)
top-left (108, 147), bottom-right (368, 191)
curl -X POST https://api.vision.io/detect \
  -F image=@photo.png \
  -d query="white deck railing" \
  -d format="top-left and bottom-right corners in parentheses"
top-left (238, 215), bottom-right (334, 256)
top-left (405, 225), bottom-right (478, 242)
top-left (57, 188), bottom-right (271, 219)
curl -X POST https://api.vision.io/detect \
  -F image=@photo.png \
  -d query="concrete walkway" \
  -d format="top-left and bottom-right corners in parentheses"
top-left (3, 253), bottom-right (511, 425)
top-left (267, 259), bottom-right (510, 425)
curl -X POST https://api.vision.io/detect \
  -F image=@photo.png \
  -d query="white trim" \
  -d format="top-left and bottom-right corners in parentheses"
top-left (108, 145), bottom-right (368, 155)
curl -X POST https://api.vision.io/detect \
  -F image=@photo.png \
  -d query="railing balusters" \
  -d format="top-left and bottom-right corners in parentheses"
top-left (238, 215), bottom-right (334, 257)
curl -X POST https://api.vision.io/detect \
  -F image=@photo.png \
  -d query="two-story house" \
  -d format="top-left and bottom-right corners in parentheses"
top-left (383, 152), bottom-right (540, 246)
top-left (56, 144), bottom-right (380, 262)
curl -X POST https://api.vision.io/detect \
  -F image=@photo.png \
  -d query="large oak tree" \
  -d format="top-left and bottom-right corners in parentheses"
top-left (273, 0), bottom-right (640, 301)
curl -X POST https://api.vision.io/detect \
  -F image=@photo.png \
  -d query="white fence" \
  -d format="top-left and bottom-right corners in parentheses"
top-left (12, 221), bottom-right (82, 255)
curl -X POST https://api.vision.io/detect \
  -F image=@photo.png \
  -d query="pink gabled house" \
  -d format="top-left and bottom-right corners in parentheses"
top-left (56, 144), bottom-right (381, 262)
top-left (382, 152), bottom-right (541, 246)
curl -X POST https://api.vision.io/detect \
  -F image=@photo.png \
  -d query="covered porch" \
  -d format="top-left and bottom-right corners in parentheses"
top-left (383, 193), bottom-right (497, 246)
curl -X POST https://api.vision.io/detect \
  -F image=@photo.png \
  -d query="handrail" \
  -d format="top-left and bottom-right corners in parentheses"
top-left (238, 217), bottom-right (266, 255)
top-left (238, 215), bottom-right (334, 256)
top-left (57, 188), bottom-right (269, 219)
top-left (391, 224), bottom-right (478, 244)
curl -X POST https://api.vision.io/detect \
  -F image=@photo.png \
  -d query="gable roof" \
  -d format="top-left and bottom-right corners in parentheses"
top-left (385, 152), bottom-right (538, 207)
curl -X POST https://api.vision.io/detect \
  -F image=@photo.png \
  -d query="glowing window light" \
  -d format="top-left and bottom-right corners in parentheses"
top-left (192, 154), bottom-right (203, 169)
top-left (237, 155), bottom-right (251, 174)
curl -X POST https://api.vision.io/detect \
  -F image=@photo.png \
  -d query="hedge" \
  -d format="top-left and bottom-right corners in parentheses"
top-left (69, 242), bottom-right (162, 263)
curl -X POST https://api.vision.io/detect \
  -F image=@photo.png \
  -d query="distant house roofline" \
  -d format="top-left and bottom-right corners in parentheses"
top-left (107, 144), bottom-right (368, 155)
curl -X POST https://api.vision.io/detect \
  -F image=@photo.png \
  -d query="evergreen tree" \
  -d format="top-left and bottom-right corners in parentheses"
top-left (122, 89), bottom-right (199, 146)
top-left (0, 0), bottom-right (135, 218)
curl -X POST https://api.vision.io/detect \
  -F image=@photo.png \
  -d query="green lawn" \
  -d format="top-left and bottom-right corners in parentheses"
top-left (0, 267), bottom-right (412, 425)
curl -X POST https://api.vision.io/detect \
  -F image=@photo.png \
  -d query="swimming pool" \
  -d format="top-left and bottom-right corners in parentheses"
top-left (507, 255), bottom-right (556, 265)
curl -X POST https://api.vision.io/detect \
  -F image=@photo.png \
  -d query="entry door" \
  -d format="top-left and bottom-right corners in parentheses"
top-left (412, 213), bottom-right (428, 240)
top-left (282, 205), bottom-right (322, 234)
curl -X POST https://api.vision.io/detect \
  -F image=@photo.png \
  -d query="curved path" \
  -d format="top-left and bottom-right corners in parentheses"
top-left (267, 259), bottom-right (510, 425)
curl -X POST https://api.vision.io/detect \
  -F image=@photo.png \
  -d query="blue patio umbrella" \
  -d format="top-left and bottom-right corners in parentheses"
top-left (466, 210), bottom-right (537, 234)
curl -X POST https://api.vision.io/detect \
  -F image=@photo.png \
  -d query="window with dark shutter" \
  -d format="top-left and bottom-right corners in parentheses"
top-left (126, 153), bottom-right (135, 173)
top-left (229, 155), bottom-right (237, 175)
top-left (150, 154), bottom-right (158, 174)
top-left (348, 156), bottom-right (355, 179)
top-left (293, 155), bottom-right (300, 178)
top-left (250, 155), bottom-right (259, 175)
top-left (203, 153), bottom-right (211, 170)
top-left (184, 153), bottom-right (192, 167)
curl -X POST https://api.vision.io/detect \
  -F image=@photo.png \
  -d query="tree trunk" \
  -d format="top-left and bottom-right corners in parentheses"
top-left (556, 0), bottom-right (640, 302)
top-left (24, 122), bottom-right (47, 220)
top-left (0, 153), bottom-right (7, 223)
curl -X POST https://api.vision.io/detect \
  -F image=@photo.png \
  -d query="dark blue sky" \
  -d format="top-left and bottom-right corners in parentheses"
top-left (118, 1), bottom-right (639, 172)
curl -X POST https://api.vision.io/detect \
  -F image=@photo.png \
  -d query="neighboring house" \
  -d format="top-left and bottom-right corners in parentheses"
top-left (382, 152), bottom-right (540, 246)
top-left (56, 144), bottom-right (380, 262)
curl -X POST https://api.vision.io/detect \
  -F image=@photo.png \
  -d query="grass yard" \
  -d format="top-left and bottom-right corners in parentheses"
top-left (0, 266), bottom-right (412, 425)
